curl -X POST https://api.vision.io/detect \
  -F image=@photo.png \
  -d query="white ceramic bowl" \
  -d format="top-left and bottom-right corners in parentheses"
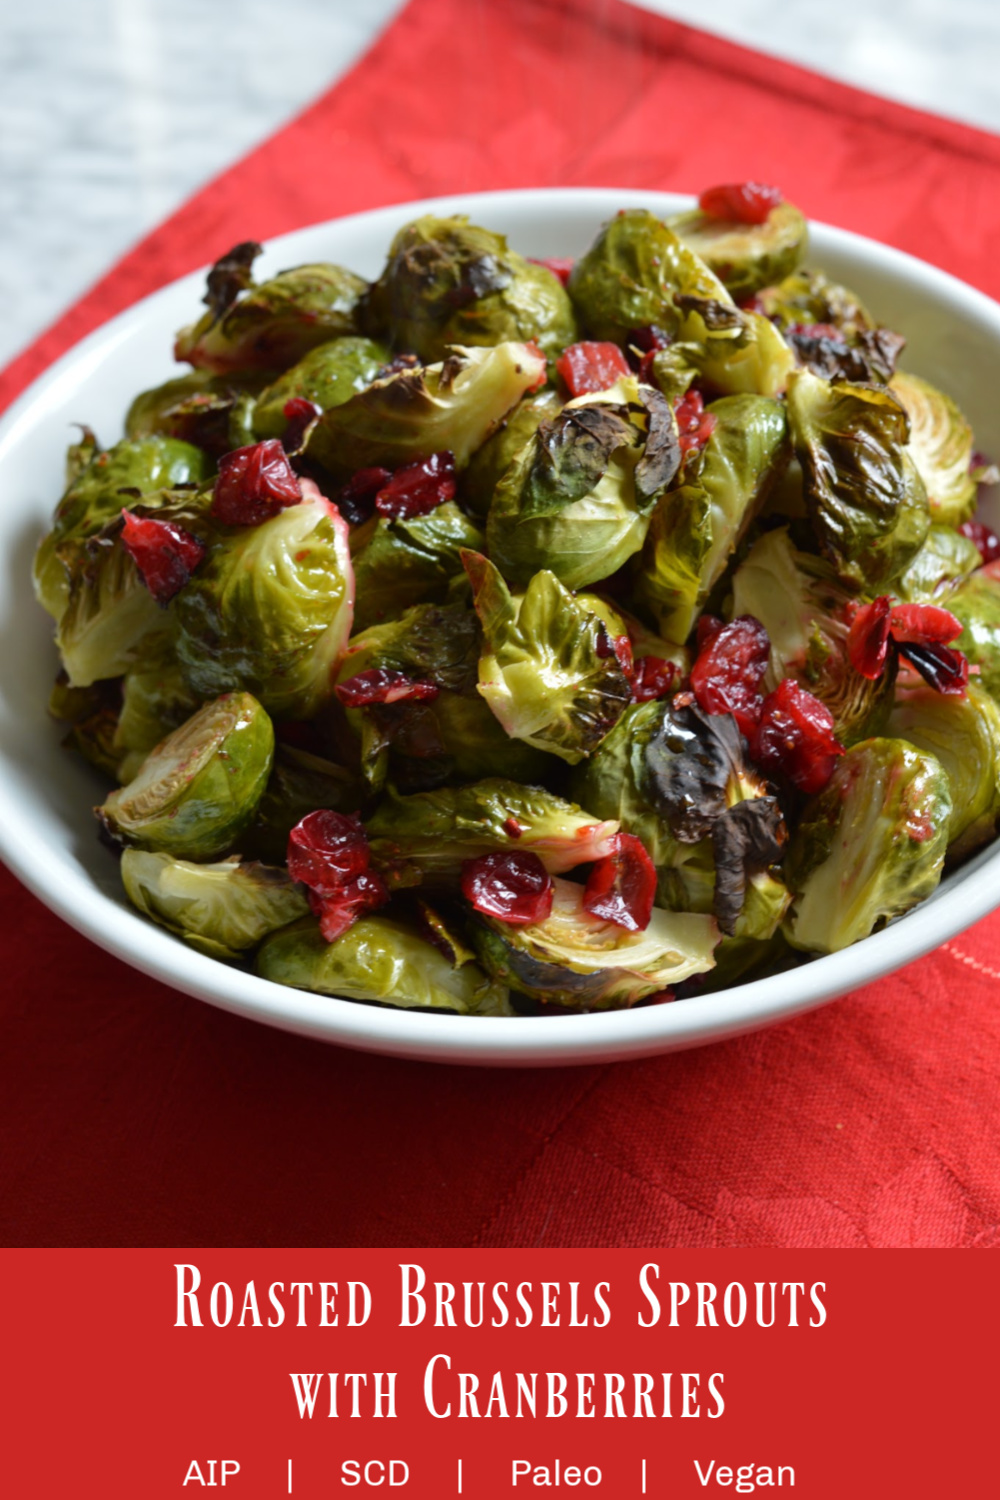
top-left (2, 188), bottom-right (999, 1067)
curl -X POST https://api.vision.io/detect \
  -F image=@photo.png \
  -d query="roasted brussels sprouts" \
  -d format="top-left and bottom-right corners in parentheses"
top-left (351, 502), bottom-right (484, 633)
top-left (786, 369), bottom-right (930, 590)
top-left (460, 389), bottom-right (562, 518)
top-left (895, 523), bottom-right (982, 603)
top-left (257, 914), bottom-right (513, 1015)
top-left (97, 692), bottom-right (274, 858)
top-left (757, 268), bottom-right (875, 341)
top-left (251, 336), bottom-right (389, 438)
top-left (175, 246), bottom-right (368, 374)
top-left (125, 370), bottom-right (263, 455)
top-left (240, 744), bottom-right (367, 864)
top-left (668, 199), bottom-right (808, 300)
top-left (112, 644), bottom-right (201, 783)
top-left (783, 737), bottom-right (951, 953)
top-left (469, 875), bottom-right (717, 1010)
top-left (121, 849), bottom-right (309, 960)
top-left (886, 682), bottom-right (1000, 857)
top-left (305, 341), bottom-right (546, 481)
top-left (948, 567), bottom-right (1000, 701)
top-left (174, 480), bottom-right (354, 719)
top-left (465, 553), bottom-right (632, 764)
top-left (633, 393), bottom-right (789, 644)
top-left (649, 300), bottom-right (795, 403)
top-left (362, 214), bottom-right (577, 362)
top-left (890, 370), bottom-right (978, 527)
top-left (55, 527), bottom-right (171, 689)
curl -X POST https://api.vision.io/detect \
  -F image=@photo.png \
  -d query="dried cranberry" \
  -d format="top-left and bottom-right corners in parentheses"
top-left (282, 396), bottom-right (321, 452)
top-left (673, 390), bottom-right (717, 456)
top-left (583, 832), bottom-right (656, 932)
top-left (287, 809), bottom-right (388, 943)
top-left (751, 678), bottom-right (844, 796)
top-left (631, 656), bottom-right (676, 702)
top-left (528, 257), bottom-right (575, 286)
top-left (959, 519), bottom-right (1000, 566)
top-left (788, 321), bottom-right (842, 342)
top-left (897, 642), bottom-right (969, 696)
top-left (628, 325), bottom-right (671, 382)
top-left (696, 614), bottom-right (725, 652)
top-left (847, 596), bottom-right (893, 679)
top-left (336, 466), bottom-right (392, 526)
top-left (461, 850), bottom-right (553, 926)
top-left (120, 510), bottom-right (205, 605)
top-left (374, 451), bottom-right (456, 519)
top-left (689, 615), bottom-right (771, 739)
top-left (888, 602), bottom-right (962, 646)
top-left (595, 628), bottom-right (633, 676)
top-left (503, 816), bottom-right (523, 839)
top-left (309, 871), bottom-right (390, 944)
top-left (698, 182), bottom-right (783, 225)
top-left (335, 668), bottom-right (440, 707)
top-left (212, 439), bottom-right (302, 525)
top-left (555, 341), bottom-right (631, 398)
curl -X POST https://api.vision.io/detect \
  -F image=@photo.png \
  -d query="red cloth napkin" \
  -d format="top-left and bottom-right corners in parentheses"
top-left (3, 0), bottom-right (1000, 1248)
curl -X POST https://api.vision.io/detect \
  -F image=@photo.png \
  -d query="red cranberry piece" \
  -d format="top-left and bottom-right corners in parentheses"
top-left (689, 615), bottom-right (771, 739)
top-left (309, 870), bottom-right (390, 944)
top-left (503, 816), bottom-right (523, 839)
top-left (696, 614), bottom-right (725, 652)
top-left (673, 390), bottom-right (717, 456)
top-left (698, 182), bottom-right (783, 225)
top-left (374, 451), bottom-right (456, 519)
top-left (888, 602), bottom-right (962, 646)
top-left (631, 656), bottom-right (677, 702)
top-left (788, 321), bottom-right (842, 341)
top-left (212, 439), bottom-right (302, 525)
top-left (461, 850), bottom-right (553, 926)
top-left (847, 596), bottom-right (893, 679)
top-left (287, 810), bottom-right (370, 892)
top-left (336, 466), bottom-right (393, 526)
top-left (282, 396), bottom-right (321, 451)
top-left (528, 257), bottom-right (574, 286)
top-left (897, 642), bottom-right (969, 696)
top-left (583, 832), bottom-right (656, 932)
top-left (595, 628), bottom-right (634, 676)
top-left (120, 510), bottom-right (205, 605)
top-left (335, 668), bottom-right (440, 707)
top-left (628, 325), bottom-right (671, 382)
top-left (959, 519), bottom-right (1000, 566)
top-left (751, 678), bottom-right (844, 796)
top-left (555, 341), bottom-right (631, 398)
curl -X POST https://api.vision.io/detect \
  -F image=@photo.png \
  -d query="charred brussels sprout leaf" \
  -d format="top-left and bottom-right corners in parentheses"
top-left (121, 849), bottom-right (309, 960)
top-left (125, 371), bottom-right (264, 456)
top-left (668, 199), bottom-right (808, 300)
top-left (470, 875), bottom-right (717, 1010)
top-left (461, 389), bottom-right (562, 519)
top-left (886, 683), bottom-right (1000, 858)
top-left (890, 370), bottom-right (978, 527)
top-left (895, 524), bottom-right (982, 603)
top-left (252, 336), bottom-right (389, 439)
top-left (634, 393), bottom-right (789, 644)
top-left (784, 737), bottom-right (951, 953)
top-left (948, 567), bottom-right (1000, 702)
top-left (257, 914), bottom-right (512, 1015)
top-left (352, 502), bottom-right (484, 633)
top-left (305, 341), bottom-right (546, 482)
top-left (757, 268), bottom-right (876, 340)
top-left (362, 214), bottom-right (577, 362)
top-left (97, 692), bottom-right (274, 858)
top-left (786, 369), bottom-right (930, 590)
top-left (175, 260), bottom-right (368, 375)
top-left (465, 553), bottom-right (632, 765)
top-left (700, 871), bottom-right (794, 991)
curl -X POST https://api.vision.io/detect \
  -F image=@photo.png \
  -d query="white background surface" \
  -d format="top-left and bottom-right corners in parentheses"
top-left (1, 0), bottom-right (998, 373)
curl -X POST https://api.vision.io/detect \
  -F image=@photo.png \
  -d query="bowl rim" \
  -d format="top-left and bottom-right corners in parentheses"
top-left (3, 184), bottom-right (1000, 1067)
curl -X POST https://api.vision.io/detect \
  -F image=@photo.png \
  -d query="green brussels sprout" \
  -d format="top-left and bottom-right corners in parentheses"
top-left (125, 370), bottom-right (264, 455)
top-left (698, 870), bottom-right (794, 992)
top-left (97, 692), bottom-right (274, 858)
top-left (786, 369), bottom-right (930, 590)
top-left (948, 567), bottom-right (1000, 701)
top-left (257, 914), bottom-right (513, 1015)
top-left (469, 875), bottom-right (717, 1010)
top-left (894, 524), bottom-right (981, 603)
top-left (886, 683), bottom-right (1000, 858)
top-left (890, 370), bottom-right (978, 527)
top-left (460, 389), bottom-right (562, 519)
top-left (174, 479), bottom-right (354, 719)
top-left (728, 527), bottom-right (895, 743)
top-left (175, 246), bottom-right (368, 375)
top-left (633, 393), bottom-right (789, 644)
top-left (305, 341), bottom-right (547, 481)
top-left (34, 434), bottom-right (210, 620)
top-left (568, 207), bottom-right (728, 343)
top-left (251, 336), bottom-right (389, 438)
top-left (464, 553), bottom-right (632, 765)
top-left (55, 529), bottom-right (171, 688)
top-left (352, 502), bottom-right (484, 633)
top-left (121, 849), bottom-right (309, 960)
top-left (362, 215), bottom-right (577, 361)
top-left (365, 778), bottom-right (619, 889)
top-left (650, 302), bottom-right (795, 403)
top-left (783, 737), bottom-right (951, 954)
top-left (668, 199), bottom-right (808, 300)
top-left (63, 706), bottom-right (124, 780)
top-left (757, 268), bottom-right (876, 340)
top-left (241, 744), bottom-right (367, 864)
top-left (113, 644), bottom-right (202, 783)
top-left (486, 381), bottom-right (680, 590)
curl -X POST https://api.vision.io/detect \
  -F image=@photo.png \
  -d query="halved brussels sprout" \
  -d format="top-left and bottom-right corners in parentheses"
top-left (55, 530), bottom-right (171, 688)
top-left (886, 682), bottom-right (1000, 858)
top-left (668, 199), bottom-right (808, 300)
top-left (486, 381), bottom-right (679, 590)
top-left (890, 370), bottom-right (977, 526)
top-left (257, 914), bottom-right (513, 1015)
top-left (121, 849), bottom-right (309, 960)
top-left (465, 553), bottom-right (632, 765)
top-left (97, 692), bottom-right (274, 858)
top-left (352, 502), bottom-right (484, 633)
top-left (895, 523), bottom-right (981, 603)
top-left (241, 744), bottom-right (367, 865)
top-left (786, 369), bottom-right (930, 590)
top-left (948, 566), bottom-right (1000, 701)
top-left (783, 737), bottom-right (951, 953)
top-left (113, 644), bottom-right (202, 783)
top-left (469, 875), bottom-right (717, 1010)
top-left (460, 389), bottom-right (562, 519)
top-left (251, 336), bottom-right (389, 438)
top-left (362, 214), bottom-right (577, 362)
top-left (729, 527), bottom-right (895, 743)
top-left (650, 302), bottom-right (795, 403)
top-left (757, 268), bottom-right (875, 341)
top-left (125, 370), bottom-right (263, 455)
top-left (305, 341), bottom-right (547, 481)
top-left (568, 208), bottom-right (728, 343)
top-left (174, 480), bottom-right (354, 719)
top-left (365, 778), bottom-right (618, 888)
top-left (175, 254), bottom-right (368, 374)
top-left (633, 393), bottom-right (789, 644)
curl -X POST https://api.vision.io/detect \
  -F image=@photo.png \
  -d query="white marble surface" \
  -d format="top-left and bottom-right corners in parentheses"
top-left (2, 0), bottom-right (998, 374)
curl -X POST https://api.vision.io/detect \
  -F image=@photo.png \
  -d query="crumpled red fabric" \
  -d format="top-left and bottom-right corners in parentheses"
top-left (3, 0), bottom-right (1000, 1248)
